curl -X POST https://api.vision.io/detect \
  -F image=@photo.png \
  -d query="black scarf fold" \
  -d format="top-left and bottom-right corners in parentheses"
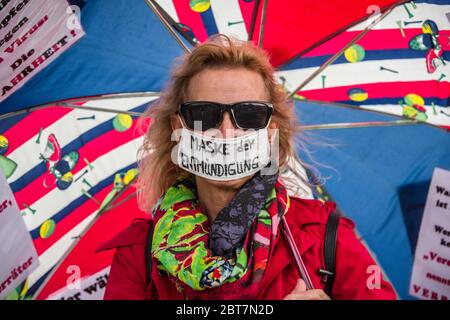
top-left (208, 171), bottom-right (279, 258)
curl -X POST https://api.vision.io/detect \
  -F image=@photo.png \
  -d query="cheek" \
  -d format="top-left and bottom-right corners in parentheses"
top-left (268, 123), bottom-right (279, 144)
top-left (170, 115), bottom-right (184, 142)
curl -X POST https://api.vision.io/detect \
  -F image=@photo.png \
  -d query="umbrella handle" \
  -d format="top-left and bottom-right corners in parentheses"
top-left (280, 215), bottom-right (315, 290)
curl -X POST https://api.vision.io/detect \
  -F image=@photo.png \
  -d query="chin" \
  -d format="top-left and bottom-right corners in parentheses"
top-left (196, 174), bottom-right (254, 190)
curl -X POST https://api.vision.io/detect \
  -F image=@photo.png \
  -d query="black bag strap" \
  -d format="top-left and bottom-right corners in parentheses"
top-left (318, 211), bottom-right (340, 298)
top-left (145, 220), bottom-right (154, 286)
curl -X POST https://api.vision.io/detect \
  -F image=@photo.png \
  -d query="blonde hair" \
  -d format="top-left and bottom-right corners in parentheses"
top-left (137, 35), bottom-right (302, 212)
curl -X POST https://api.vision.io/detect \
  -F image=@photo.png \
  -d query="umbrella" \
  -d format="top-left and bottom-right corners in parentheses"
top-left (0, 0), bottom-right (448, 300)
top-left (154, 0), bottom-right (450, 299)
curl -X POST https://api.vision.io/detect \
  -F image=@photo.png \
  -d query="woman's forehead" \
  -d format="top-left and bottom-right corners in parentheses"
top-left (186, 68), bottom-right (268, 103)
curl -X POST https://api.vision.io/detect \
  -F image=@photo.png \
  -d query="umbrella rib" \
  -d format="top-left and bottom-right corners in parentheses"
top-left (278, 0), bottom-right (408, 69)
top-left (144, 0), bottom-right (191, 53)
top-left (248, 0), bottom-right (261, 42)
top-left (288, 4), bottom-right (395, 97)
top-left (147, 0), bottom-right (198, 46)
top-left (103, 190), bottom-right (139, 212)
top-left (0, 104), bottom-right (144, 121)
top-left (299, 120), bottom-right (419, 130)
top-left (298, 98), bottom-right (448, 132)
top-left (72, 92), bottom-right (161, 101)
top-left (60, 103), bottom-right (146, 117)
top-left (0, 92), bottom-right (160, 121)
top-left (301, 98), bottom-right (372, 112)
top-left (258, 0), bottom-right (268, 48)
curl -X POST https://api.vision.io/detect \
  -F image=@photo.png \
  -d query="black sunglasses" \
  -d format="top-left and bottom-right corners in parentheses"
top-left (178, 101), bottom-right (274, 131)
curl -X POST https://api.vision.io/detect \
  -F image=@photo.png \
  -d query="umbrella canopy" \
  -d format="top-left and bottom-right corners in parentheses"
top-left (157, 0), bottom-right (449, 128)
top-left (0, 0), bottom-right (449, 300)
top-left (0, 0), bottom-right (185, 114)
top-left (278, 0), bottom-right (450, 129)
top-left (1, 95), bottom-right (156, 299)
top-left (296, 100), bottom-right (450, 299)
top-left (0, 0), bottom-right (185, 299)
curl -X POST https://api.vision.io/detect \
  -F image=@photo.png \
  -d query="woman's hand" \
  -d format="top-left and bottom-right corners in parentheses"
top-left (283, 279), bottom-right (331, 300)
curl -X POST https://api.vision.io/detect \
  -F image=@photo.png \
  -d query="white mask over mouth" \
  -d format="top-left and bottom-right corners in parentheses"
top-left (176, 128), bottom-right (271, 181)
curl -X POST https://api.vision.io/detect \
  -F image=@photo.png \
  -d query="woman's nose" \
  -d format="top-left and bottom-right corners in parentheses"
top-left (219, 111), bottom-right (237, 138)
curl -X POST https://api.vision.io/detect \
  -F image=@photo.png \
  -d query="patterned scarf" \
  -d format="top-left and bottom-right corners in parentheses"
top-left (151, 171), bottom-right (289, 297)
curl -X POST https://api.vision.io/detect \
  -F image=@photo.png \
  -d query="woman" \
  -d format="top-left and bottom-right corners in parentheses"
top-left (99, 35), bottom-right (397, 300)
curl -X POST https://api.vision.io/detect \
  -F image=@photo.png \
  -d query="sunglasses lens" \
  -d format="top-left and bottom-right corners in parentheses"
top-left (233, 103), bottom-right (272, 129)
top-left (180, 102), bottom-right (273, 131)
top-left (180, 103), bottom-right (220, 131)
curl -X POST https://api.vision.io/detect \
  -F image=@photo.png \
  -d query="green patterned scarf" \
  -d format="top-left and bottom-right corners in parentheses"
top-left (150, 172), bottom-right (287, 295)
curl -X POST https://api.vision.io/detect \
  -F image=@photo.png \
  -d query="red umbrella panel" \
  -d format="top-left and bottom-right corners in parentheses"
top-left (155, 0), bottom-right (403, 66)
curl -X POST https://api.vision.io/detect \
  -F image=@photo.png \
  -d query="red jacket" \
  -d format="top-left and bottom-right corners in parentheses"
top-left (98, 197), bottom-right (397, 300)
